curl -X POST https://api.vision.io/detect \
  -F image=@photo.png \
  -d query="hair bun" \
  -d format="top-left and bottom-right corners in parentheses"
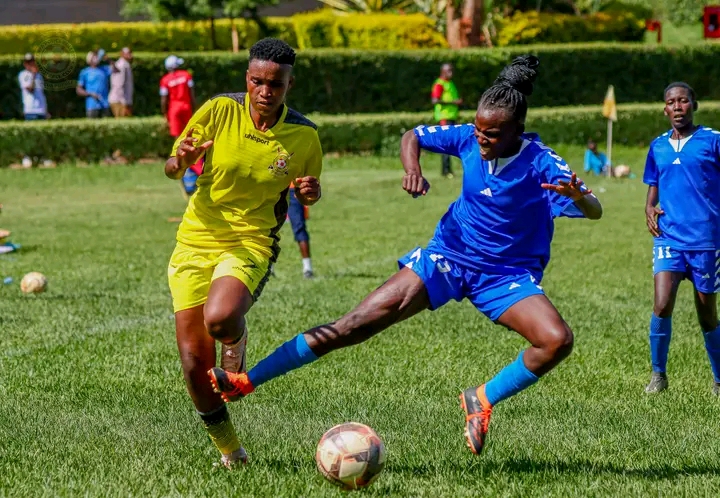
top-left (494, 55), bottom-right (540, 97)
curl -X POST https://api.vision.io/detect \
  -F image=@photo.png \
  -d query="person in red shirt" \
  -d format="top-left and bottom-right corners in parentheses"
top-left (160, 55), bottom-right (202, 205)
top-left (160, 55), bottom-right (196, 139)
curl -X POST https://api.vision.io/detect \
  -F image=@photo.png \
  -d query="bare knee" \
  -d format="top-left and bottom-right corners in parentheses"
top-left (654, 286), bottom-right (677, 318)
top-left (203, 303), bottom-right (245, 342)
top-left (654, 298), bottom-right (674, 318)
top-left (540, 323), bottom-right (574, 361)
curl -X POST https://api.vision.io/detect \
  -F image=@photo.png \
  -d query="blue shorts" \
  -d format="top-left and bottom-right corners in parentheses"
top-left (653, 245), bottom-right (720, 294)
top-left (287, 189), bottom-right (308, 243)
top-left (398, 246), bottom-right (545, 322)
top-left (182, 168), bottom-right (199, 196)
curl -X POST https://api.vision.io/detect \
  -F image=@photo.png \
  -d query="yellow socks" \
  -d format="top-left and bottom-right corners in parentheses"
top-left (198, 404), bottom-right (241, 456)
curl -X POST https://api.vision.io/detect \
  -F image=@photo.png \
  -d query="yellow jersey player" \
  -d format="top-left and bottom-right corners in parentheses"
top-left (163, 38), bottom-right (322, 468)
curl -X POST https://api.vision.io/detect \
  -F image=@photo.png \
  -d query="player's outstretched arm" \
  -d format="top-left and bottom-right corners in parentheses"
top-left (400, 130), bottom-right (430, 197)
top-left (164, 128), bottom-right (213, 180)
top-left (541, 173), bottom-right (602, 220)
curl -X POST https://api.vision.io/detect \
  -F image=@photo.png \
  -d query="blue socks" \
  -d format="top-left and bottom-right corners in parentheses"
top-left (704, 325), bottom-right (720, 383)
top-left (649, 314), bottom-right (672, 373)
top-left (484, 351), bottom-right (539, 406)
top-left (247, 333), bottom-right (318, 388)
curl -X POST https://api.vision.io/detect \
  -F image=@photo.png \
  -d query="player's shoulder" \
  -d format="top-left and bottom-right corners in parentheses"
top-left (208, 92), bottom-right (247, 111)
top-left (284, 107), bottom-right (318, 131)
top-left (414, 122), bottom-right (474, 138)
top-left (523, 133), bottom-right (566, 166)
top-left (649, 130), bottom-right (672, 148)
top-left (697, 126), bottom-right (720, 140)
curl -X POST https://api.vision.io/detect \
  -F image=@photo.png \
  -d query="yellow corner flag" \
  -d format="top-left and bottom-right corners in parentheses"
top-left (602, 85), bottom-right (618, 122)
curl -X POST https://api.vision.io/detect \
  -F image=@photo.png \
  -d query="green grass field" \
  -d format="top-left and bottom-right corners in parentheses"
top-left (2, 145), bottom-right (720, 497)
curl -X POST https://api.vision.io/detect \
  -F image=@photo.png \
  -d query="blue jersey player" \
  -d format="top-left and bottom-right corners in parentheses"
top-left (643, 82), bottom-right (720, 395)
top-left (208, 56), bottom-right (603, 456)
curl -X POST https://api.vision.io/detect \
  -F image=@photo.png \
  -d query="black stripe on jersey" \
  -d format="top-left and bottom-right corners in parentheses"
top-left (252, 186), bottom-right (290, 301)
top-left (285, 108), bottom-right (317, 130)
top-left (210, 92), bottom-right (246, 104)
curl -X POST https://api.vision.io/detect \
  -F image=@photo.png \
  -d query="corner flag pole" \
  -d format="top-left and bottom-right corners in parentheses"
top-left (602, 85), bottom-right (618, 177)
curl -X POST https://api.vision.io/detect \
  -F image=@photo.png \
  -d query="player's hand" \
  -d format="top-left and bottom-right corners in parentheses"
top-left (541, 173), bottom-right (591, 201)
top-left (403, 173), bottom-right (430, 198)
top-left (294, 176), bottom-right (320, 202)
top-left (646, 205), bottom-right (664, 237)
top-left (176, 128), bottom-right (213, 168)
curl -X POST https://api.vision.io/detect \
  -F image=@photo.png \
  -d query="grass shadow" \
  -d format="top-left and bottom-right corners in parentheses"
top-left (389, 457), bottom-right (720, 480)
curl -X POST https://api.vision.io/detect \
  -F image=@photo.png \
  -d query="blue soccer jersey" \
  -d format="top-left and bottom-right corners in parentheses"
top-left (413, 123), bottom-right (587, 280)
top-left (643, 127), bottom-right (720, 250)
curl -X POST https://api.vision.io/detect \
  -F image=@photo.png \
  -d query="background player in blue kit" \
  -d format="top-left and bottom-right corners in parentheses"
top-left (643, 82), bottom-right (720, 395)
top-left (208, 56), bottom-right (603, 455)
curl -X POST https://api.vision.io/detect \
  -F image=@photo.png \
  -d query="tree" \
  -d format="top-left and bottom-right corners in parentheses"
top-left (121, 0), bottom-right (279, 51)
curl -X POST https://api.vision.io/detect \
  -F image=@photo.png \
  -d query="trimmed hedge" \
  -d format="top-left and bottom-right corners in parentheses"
top-left (494, 10), bottom-right (646, 46)
top-left (3, 103), bottom-right (719, 167)
top-left (3, 43), bottom-right (720, 120)
top-left (0, 12), bottom-right (445, 55)
top-left (292, 11), bottom-right (447, 50)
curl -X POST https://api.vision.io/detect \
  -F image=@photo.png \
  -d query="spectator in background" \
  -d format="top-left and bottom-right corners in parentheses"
top-left (109, 47), bottom-right (134, 118)
top-left (584, 139), bottom-right (610, 176)
top-left (160, 55), bottom-right (196, 138)
top-left (18, 53), bottom-right (48, 121)
top-left (431, 63), bottom-right (462, 179)
top-left (18, 53), bottom-right (54, 168)
top-left (161, 55), bottom-right (200, 201)
top-left (76, 50), bottom-right (113, 118)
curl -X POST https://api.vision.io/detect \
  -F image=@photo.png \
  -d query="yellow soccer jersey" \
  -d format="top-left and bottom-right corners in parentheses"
top-left (171, 92), bottom-right (323, 257)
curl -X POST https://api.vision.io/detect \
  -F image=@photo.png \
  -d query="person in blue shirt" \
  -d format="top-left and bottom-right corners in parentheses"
top-left (76, 50), bottom-right (113, 118)
top-left (643, 82), bottom-right (720, 395)
top-left (207, 56), bottom-right (603, 457)
top-left (584, 139), bottom-right (608, 176)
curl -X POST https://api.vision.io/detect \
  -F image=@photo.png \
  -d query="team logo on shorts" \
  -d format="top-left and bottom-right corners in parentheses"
top-left (268, 147), bottom-right (294, 177)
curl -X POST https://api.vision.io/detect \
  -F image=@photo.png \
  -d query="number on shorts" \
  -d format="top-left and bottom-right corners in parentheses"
top-left (655, 246), bottom-right (672, 260)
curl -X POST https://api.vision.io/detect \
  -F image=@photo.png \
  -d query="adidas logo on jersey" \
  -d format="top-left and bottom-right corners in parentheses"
top-left (703, 273), bottom-right (711, 279)
top-left (673, 158), bottom-right (681, 165)
top-left (480, 188), bottom-right (492, 197)
top-left (509, 282), bottom-right (521, 290)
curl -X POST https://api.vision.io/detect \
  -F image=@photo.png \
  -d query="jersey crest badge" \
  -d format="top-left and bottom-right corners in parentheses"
top-left (268, 147), bottom-right (294, 177)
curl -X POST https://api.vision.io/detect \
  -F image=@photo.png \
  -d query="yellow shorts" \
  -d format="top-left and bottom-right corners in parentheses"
top-left (168, 243), bottom-right (272, 312)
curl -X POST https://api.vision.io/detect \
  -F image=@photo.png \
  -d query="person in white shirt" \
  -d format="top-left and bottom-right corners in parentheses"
top-left (18, 53), bottom-right (48, 121)
top-left (109, 47), bottom-right (134, 118)
top-left (18, 53), bottom-right (54, 168)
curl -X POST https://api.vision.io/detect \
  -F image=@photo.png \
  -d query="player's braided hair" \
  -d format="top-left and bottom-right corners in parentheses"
top-left (664, 82), bottom-right (696, 103)
top-left (477, 55), bottom-right (540, 124)
top-left (249, 38), bottom-right (296, 66)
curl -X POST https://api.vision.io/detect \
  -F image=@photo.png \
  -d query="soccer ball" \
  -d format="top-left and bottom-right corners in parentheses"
top-left (20, 272), bottom-right (47, 294)
top-left (315, 422), bottom-right (386, 490)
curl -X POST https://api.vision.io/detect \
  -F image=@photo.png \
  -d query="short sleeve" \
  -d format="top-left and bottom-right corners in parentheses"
top-left (77, 69), bottom-right (87, 88)
top-left (102, 65), bottom-right (113, 77)
top-left (171, 99), bottom-right (216, 156)
top-left (303, 131), bottom-right (323, 180)
top-left (643, 145), bottom-right (658, 187)
top-left (538, 150), bottom-right (589, 219)
top-left (414, 124), bottom-right (469, 157)
top-left (18, 71), bottom-right (32, 89)
top-left (431, 84), bottom-right (443, 99)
